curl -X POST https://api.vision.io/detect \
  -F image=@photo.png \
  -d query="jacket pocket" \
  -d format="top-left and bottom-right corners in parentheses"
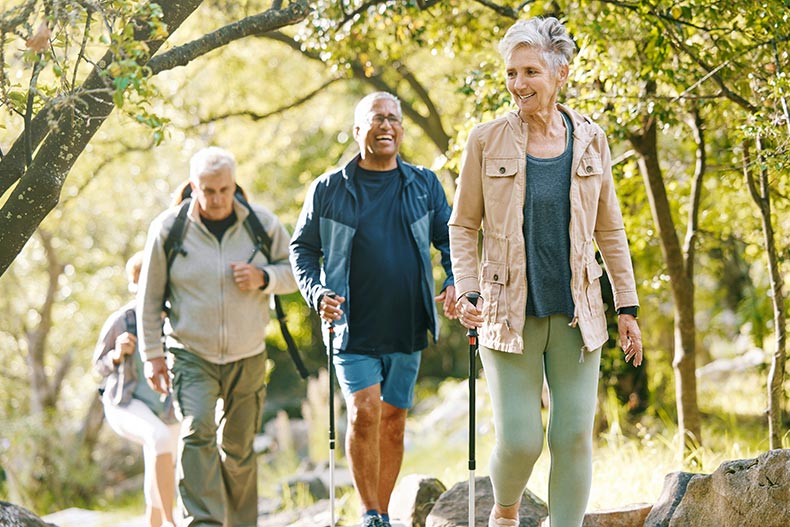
top-left (585, 258), bottom-right (605, 319)
top-left (480, 260), bottom-right (506, 322)
top-left (577, 151), bottom-right (603, 177)
top-left (484, 158), bottom-right (519, 206)
top-left (485, 157), bottom-right (519, 177)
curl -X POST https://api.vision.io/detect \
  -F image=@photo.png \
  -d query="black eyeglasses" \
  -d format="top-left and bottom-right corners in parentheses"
top-left (367, 114), bottom-right (402, 126)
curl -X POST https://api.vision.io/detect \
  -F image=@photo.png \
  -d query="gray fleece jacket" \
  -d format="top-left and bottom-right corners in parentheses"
top-left (137, 198), bottom-right (297, 365)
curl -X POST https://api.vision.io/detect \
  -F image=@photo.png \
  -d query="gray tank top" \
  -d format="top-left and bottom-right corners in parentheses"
top-left (524, 111), bottom-right (575, 318)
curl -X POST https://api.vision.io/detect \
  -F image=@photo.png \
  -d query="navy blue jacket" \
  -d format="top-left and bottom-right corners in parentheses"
top-left (290, 155), bottom-right (454, 351)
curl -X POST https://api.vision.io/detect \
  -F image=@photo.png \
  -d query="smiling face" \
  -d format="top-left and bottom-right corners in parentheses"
top-left (505, 45), bottom-right (568, 118)
top-left (354, 97), bottom-right (403, 170)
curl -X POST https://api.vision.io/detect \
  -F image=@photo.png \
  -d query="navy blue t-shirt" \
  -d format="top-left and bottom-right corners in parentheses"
top-left (524, 112), bottom-right (575, 318)
top-left (345, 166), bottom-right (429, 355)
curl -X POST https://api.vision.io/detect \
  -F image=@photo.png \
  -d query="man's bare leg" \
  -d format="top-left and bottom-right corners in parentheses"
top-left (346, 384), bottom-right (383, 514)
top-left (377, 402), bottom-right (407, 518)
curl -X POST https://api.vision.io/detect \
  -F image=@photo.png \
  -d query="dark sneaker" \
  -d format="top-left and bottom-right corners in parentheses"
top-left (361, 514), bottom-right (385, 527)
top-left (381, 520), bottom-right (392, 527)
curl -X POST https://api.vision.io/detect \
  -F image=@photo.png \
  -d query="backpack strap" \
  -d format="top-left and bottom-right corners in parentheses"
top-left (234, 189), bottom-right (273, 260)
top-left (235, 189), bottom-right (309, 379)
top-left (124, 308), bottom-right (137, 337)
top-left (164, 200), bottom-right (191, 270)
top-left (273, 296), bottom-right (309, 379)
top-left (162, 200), bottom-right (191, 311)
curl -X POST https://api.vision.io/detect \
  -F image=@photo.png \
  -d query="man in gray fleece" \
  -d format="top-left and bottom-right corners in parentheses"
top-left (136, 146), bottom-right (297, 527)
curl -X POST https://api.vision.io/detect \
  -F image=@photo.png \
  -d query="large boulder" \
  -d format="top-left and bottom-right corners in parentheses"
top-left (644, 448), bottom-right (790, 527)
top-left (582, 503), bottom-right (653, 527)
top-left (389, 474), bottom-right (447, 527)
top-left (0, 501), bottom-right (58, 527)
top-left (426, 476), bottom-right (547, 527)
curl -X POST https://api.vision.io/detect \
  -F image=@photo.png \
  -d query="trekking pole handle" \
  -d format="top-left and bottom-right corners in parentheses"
top-left (325, 293), bottom-right (337, 327)
top-left (466, 293), bottom-right (479, 339)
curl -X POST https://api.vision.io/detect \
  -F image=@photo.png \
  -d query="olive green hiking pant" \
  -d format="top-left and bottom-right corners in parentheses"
top-left (170, 348), bottom-right (267, 527)
top-left (479, 315), bottom-right (602, 527)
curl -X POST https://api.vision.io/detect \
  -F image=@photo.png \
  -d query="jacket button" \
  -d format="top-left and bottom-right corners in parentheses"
top-left (499, 166), bottom-right (506, 174)
top-left (586, 165), bottom-right (593, 172)
top-left (493, 274), bottom-right (499, 281)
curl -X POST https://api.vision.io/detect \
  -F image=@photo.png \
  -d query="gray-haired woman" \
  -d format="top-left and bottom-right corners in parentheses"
top-left (449, 17), bottom-right (643, 527)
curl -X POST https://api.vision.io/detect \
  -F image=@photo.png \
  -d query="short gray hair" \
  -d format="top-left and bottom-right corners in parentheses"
top-left (189, 146), bottom-right (236, 182)
top-left (498, 17), bottom-right (576, 75)
top-left (354, 92), bottom-right (402, 128)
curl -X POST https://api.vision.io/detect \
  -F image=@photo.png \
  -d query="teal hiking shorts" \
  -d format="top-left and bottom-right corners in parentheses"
top-left (333, 351), bottom-right (422, 409)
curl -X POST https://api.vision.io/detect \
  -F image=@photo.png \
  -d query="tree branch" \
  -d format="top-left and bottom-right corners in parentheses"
top-left (392, 61), bottom-right (450, 151)
top-left (338, 1), bottom-right (384, 28)
top-left (23, 55), bottom-right (45, 168)
top-left (262, 32), bottom-right (452, 154)
top-left (147, 1), bottom-right (311, 76)
top-left (60, 139), bottom-right (156, 208)
top-left (471, 0), bottom-right (522, 19)
top-left (742, 139), bottom-right (762, 205)
top-left (199, 77), bottom-right (342, 124)
top-left (660, 23), bottom-right (758, 113)
top-left (71, 7), bottom-right (94, 90)
top-left (683, 103), bottom-right (705, 280)
top-left (597, 0), bottom-right (729, 32)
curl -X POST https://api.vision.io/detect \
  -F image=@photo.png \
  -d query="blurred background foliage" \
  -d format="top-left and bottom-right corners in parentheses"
top-left (0, 0), bottom-right (788, 515)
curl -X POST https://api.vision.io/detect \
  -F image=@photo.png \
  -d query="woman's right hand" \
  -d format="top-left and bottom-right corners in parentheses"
top-left (456, 293), bottom-right (484, 330)
top-left (112, 332), bottom-right (136, 364)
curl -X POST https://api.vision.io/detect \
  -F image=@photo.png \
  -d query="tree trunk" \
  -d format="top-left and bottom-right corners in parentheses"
top-left (743, 138), bottom-right (787, 448)
top-left (25, 230), bottom-right (61, 414)
top-left (78, 393), bottom-right (106, 457)
top-left (0, 0), bottom-right (205, 275)
top-left (630, 104), bottom-right (702, 462)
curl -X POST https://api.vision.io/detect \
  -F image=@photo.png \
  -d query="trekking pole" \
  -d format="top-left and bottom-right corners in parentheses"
top-left (326, 294), bottom-right (337, 527)
top-left (466, 292), bottom-right (480, 527)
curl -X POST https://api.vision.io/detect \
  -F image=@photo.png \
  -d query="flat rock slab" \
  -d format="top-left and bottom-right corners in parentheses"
top-left (41, 507), bottom-right (147, 527)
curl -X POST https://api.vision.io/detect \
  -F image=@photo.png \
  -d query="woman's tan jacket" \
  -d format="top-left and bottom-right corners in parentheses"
top-left (449, 105), bottom-right (639, 355)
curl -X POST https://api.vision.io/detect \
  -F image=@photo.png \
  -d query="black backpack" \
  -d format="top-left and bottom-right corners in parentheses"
top-left (162, 184), bottom-right (309, 379)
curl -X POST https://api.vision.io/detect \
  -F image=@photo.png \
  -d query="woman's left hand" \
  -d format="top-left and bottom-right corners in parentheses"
top-left (618, 314), bottom-right (643, 367)
top-left (456, 293), bottom-right (484, 330)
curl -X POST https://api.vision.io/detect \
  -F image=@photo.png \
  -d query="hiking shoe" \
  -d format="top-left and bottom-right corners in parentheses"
top-left (381, 520), bottom-right (392, 527)
top-left (488, 509), bottom-right (519, 527)
top-left (361, 514), bottom-right (385, 527)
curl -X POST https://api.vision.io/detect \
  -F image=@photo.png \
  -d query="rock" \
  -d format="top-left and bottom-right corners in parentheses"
top-left (390, 474), bottom-right (447, 527)
top-left (258, 500), bottom-right (332, 527)
top-left (644, 449), bottom-right (790, 527)
top-left (426, 476), bottom-right (547, 527)
top-left (311, 459), bottom-right (355, 493)
top-left (282, 473), bottom-right (330, 500)
top-left (0, 501), bottom-right (59, 526)
top-left (696, 347), bottom-right (766, 382)
top-left (643, 471), bottom-right (695, 526)
top-left (582, 503), bottom-right (653, 527)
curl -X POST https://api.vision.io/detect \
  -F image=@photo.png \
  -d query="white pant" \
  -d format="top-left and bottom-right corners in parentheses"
top-left (104, 397), bottom-right (180, 508)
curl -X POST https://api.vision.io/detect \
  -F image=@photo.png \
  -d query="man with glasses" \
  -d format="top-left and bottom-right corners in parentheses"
top-left (290, 92), bottom-right (456, 527)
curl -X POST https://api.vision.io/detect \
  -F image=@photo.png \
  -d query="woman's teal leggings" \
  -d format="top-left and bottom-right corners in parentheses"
top-left (479, 314), bottom-right (601, 527)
